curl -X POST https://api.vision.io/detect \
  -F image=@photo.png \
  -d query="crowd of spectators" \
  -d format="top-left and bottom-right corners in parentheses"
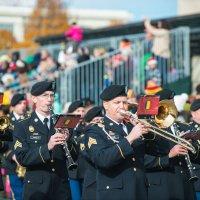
top-left (0, 19), bottom-right (190, 109)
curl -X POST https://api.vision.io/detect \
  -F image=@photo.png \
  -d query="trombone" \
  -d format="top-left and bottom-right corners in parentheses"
top-left (120, 99), bottom-right (196, 154)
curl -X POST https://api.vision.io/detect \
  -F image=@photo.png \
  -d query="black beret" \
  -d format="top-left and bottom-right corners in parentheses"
top-left (84, 106), bottom-right (104, 123)
top-left (190, 99), bottom-right (200, 112)
top-left (155, 89), bottom-right (175, 101)
top-left (31, 81), bottom-right (55, 96)
top-left (68, 100), bottom-right (84, 113)
top-left (196, 84), bottom-right (200, 94)
top-left (100, 85), bottom-right (127, 101)
top-left (11, 93), bottom-right (26, 106)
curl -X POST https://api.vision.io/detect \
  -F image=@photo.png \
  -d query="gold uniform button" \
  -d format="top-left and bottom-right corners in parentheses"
top-left (133, 168), bottom-right (137, 171)
top-left (51, 160), bottom-right (54, 163)
top-left (52, 168), bottom-right (55, 172)
top-left (180, 171), bottom-right (183, 174)
top-left (106, 186), bottom-right (110, 189)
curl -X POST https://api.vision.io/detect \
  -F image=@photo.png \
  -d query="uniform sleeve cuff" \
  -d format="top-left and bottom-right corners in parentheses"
top-left (39, 145), bottom-right (51, 163)
top-left (159, 155), bottom-right (170, 168)
top-left (116, 138), bottom-right (134, 159)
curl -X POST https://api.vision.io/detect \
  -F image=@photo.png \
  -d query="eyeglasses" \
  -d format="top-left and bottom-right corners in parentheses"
top-left (40, 93), bottom-right (55, 99)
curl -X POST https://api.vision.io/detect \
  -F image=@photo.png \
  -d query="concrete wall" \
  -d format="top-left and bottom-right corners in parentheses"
top-left (178, 0), bottom-right (200, 15)
top-left (191, 55), bottom-right (200, 94)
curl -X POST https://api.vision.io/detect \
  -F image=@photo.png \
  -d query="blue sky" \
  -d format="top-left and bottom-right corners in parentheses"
top-left (69, 0), bottom-right (177, 22)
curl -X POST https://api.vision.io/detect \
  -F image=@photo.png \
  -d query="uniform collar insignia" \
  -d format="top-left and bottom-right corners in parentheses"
top-left (29, 126), bottom-right (35, 133)
top-left (108, 130), bottom-right (119, 140)
top-left (109, 122), bottom-right (113, 126)
top-left (12, 117), bottom-right (15, 121)
top-left (109, 130), bottom-right (115, 136)
top-left (34, 118), bottom-right (39, 122)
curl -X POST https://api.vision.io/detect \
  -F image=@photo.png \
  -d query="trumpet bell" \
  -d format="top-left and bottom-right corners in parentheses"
top-left (155, 100), bottom-right (178, 128)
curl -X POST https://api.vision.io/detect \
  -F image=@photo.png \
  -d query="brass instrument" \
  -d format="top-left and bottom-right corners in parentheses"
top-left (120, 100), bottom-right (196, 154)
top-left (0, 115), bottom-right (10, 132)
top-left (16, 165), bottom-right (26, 178)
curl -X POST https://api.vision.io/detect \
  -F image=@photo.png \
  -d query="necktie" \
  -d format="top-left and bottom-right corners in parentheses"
top-left (119, 123), bottom-right (128, 135)
top-left (43, 118), bottom-right (49, 133)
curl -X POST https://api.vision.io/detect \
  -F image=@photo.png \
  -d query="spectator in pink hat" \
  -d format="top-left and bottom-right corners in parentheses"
top-left (64, 22), bottom-right (83, 52)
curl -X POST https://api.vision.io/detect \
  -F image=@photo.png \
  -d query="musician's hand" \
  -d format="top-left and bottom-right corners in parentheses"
top-left (12, 154), bottom-right (20, 165)
top-left (56, 128), bottom-right (70, 141)
top-left (48, 132), bottom-right (68, 150)
top-left (168, 144), bottom-right (188, 158)
top-left (126, 123), bottom-right (149, 144)
top-left (129, 114), bottom-right (138, 126)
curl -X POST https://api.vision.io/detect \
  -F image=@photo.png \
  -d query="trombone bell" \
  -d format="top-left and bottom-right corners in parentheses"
top-left (155, 100), bottom-right (178, 128)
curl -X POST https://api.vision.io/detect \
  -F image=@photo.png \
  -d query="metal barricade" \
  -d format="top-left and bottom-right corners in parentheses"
top-left (57, 27), bottom-right (190, 108)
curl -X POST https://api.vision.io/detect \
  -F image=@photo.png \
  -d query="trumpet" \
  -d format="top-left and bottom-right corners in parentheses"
top-left (119, 109), bottom-right (196, 154)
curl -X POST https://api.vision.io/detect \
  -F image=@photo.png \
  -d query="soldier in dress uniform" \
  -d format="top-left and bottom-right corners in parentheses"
top-left (82, 85), bottom-right (150, 200)
top-left (3, 93), bottom-right (27, 200)
top-left (66, 100), bottom-right (85, 200)
top-left (0, 104), bottom-right (13, 192)
top-left (145, 89), bottom-right (196, 200)
top-left (80, 106), bottom-right (104, 200)
top-left (189, 99), bottom-right (200, 200)
top-left (13, 81), bottom-right (71, 200)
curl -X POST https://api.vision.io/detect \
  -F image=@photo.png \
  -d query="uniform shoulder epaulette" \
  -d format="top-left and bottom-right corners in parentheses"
top-left (19, 115), bottom-right (31, 122)
top-left (90, 119), bottom-right (104, 128)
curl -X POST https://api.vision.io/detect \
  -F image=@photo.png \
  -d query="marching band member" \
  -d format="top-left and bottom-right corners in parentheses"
top-left (82, 85), bottom-right (150, 200)
top-left (145, 89), bottom-right (196, 200)
top-left (13, 81), bottom-right (71, 200)
top-left (4, 93), bottom-right (27, 200)
top-left (189, 99), bottom-right (200, 200)
top-left (80, 106), bottom-right (104, 200)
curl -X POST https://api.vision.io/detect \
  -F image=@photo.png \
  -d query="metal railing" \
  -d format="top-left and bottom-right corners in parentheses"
top-left (56, 27), bottom-right (190, 107)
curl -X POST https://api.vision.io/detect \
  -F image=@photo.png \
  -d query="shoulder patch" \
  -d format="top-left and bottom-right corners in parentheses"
top-left (88, 137), bottom-right (97, 148)
top-left (14, 140), bottom-right (22, 149)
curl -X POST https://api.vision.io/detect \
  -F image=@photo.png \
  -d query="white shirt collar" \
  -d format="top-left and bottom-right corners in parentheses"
top-left (105, 114), bottom-right (128, 134)
top-left (13, 112), bottom-right (21, 120)
top-left (35, 110), bottom-right (51, 124)
top-left (106, 114), bottom-right (122, 125)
